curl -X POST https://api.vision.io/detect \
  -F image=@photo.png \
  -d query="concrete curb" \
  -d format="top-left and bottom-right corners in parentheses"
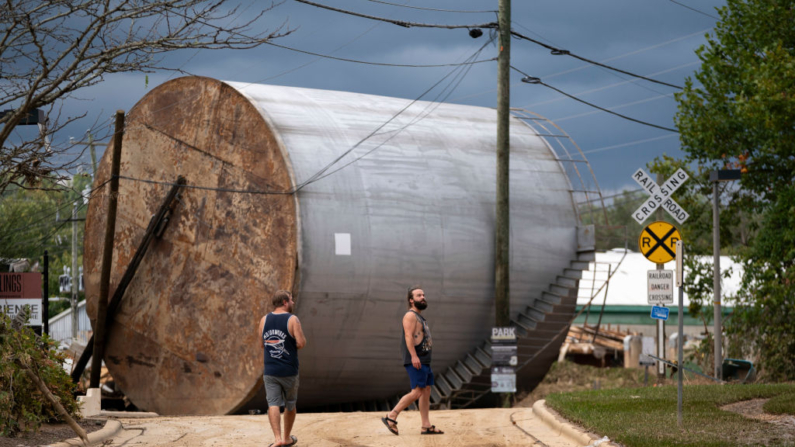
top-left (44, 419), bottom-right (122, 447)
top-left (532, 399), bottom-right (619, 447)
top-left (99, 410), bottom-right (159, 418)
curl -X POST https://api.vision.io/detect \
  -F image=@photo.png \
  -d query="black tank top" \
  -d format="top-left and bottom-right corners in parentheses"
top-left (401, 310), bottom-right (432, 366)
top-left (262, 312), bottom-right (299, 377)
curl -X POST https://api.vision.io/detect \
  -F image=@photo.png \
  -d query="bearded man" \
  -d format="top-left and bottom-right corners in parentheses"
top-left (381, 286), bottom-right (444, 436)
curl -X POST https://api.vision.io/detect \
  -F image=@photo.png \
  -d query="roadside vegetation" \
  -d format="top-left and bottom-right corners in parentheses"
top-left (546, 383), bottom-right (795, 447)
top-left (764, 392), bottom-right (795, 416)
top-left (582, 0), bottom-right (795, 382)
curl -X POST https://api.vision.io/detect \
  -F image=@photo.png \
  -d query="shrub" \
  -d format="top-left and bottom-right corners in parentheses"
top-left (0, 313), bottom-right (81, 437)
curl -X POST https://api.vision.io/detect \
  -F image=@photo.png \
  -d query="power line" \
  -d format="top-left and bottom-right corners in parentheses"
top-left (264, 41), bottom-right (496, 68)
top-left (296, 41), bottom-right (492, 189)
top-left (364, 0), bottom-right (496, 14)
top-left (450, 27), bottom-right (708, 103)
top-left (522, 61), bottom-right (698, 109)
top-left (293, 0), bottom-right (497, 29)
top-left (510, 30), bottom-right (684, 90)
top-left (513, 66), bottom-right (679, 133)
top-left (2, 181), bottom-right (111, 253)
top-left (308, 40), bottom-right (490, 185)
top-left (667, 0), bottom-right (720, 20)
top-left (293, 0), bottom-right (683, 92)
top-left (537, 28), bottom-right (711, 83)
top-left (258, 21), bottom-right (384, 82)
top-left (582, 134), bottom-right (679, 155)
top-left (553, 92), bottom-right (676, 123)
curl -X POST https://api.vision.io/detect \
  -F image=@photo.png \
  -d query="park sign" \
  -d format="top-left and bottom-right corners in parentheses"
top-left (0, 272), bottom-right (42, 326)
top-left (491, 327), bottom-right (517, 393)
top-left (631, 168), bottom-right (690, 225)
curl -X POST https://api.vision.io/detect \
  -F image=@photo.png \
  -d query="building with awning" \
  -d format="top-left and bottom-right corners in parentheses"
top-left (574, 248), bottom-right (741, 338)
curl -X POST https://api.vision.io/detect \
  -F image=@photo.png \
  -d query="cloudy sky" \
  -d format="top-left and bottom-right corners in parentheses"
top-left (51, 0), bottom-right (726, 194)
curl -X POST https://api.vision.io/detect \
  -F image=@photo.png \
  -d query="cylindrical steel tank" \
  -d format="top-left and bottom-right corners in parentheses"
top-left (84, 76), bottom-right (579, 415)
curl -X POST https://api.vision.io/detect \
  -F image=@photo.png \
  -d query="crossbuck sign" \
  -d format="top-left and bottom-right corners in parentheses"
top-left (632, 168), bottom-right (690, 225)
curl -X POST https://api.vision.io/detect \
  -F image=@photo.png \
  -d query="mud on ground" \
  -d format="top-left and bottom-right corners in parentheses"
top-left (0, 418), bottom-right (105, 447)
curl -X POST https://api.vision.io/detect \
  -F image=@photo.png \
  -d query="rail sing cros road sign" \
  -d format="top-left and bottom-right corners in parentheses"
top-left (639, 221), bottom-right (681, 264)
top-left (631, 168), bottom-right (690, 225)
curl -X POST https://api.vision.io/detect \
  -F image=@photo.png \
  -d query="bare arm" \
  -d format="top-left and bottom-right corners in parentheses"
top-left (257, 315), bottom-right (266, 347)
top-left (402, 312), bottom-right (421, 369)
top-left (288, 316), bottom-right (307, 350)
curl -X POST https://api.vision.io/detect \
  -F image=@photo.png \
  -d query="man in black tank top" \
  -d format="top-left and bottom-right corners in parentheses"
top-left (380, 287), bottom-right (445, 436)
top-left (258, 290), bottom-right (307, 447)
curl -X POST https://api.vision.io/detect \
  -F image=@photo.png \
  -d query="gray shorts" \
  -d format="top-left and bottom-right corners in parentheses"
top-left (263, 374), bottom-right (299, 411)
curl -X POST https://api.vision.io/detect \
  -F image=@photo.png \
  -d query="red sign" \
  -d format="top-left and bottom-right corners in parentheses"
top-left (0, 273), bottom-right (42, 299)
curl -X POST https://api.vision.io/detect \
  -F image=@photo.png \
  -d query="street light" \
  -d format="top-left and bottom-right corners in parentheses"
top-left (0, 108), bottom-right (50, 152)
top-left (709, 168), bottom-right (742, 381)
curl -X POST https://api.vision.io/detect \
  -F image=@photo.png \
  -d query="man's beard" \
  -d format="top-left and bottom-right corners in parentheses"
top-left (414, 300), bottom-right (428, 310)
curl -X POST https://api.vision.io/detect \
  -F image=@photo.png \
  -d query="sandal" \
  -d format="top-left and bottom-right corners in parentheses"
top-left (421, 425), bottom-right (444, 435)
top-left (381, 414), bottom-right (399, 435)
top-left (283, 435), bottom-right (298, 446)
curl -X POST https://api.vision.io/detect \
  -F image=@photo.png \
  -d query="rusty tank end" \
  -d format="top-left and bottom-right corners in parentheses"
top-left (84, 77), bottom-right (298, 415)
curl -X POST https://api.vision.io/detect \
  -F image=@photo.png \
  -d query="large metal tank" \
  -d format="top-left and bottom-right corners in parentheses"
top-left (84, 76), bottom-right (580, 415)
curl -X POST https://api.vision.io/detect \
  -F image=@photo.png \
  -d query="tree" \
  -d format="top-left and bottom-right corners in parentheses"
top-left (0, 0), bottom-right (289, 193)
top-left (675, 0), bottom-right (795, 380)
top-left (0, 174), bottom-right (96, 319)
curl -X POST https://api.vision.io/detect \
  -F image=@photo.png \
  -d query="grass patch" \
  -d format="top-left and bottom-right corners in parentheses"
top-left (764, 392), bottom-right (795, 415)
top-left (545, 383), bottom-right (795, 447)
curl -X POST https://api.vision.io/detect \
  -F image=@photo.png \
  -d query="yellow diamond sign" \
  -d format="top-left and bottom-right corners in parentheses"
top-left (639, 221), bottom-right (682, 264)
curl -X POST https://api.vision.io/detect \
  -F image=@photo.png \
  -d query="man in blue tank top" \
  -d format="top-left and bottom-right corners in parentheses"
top-left (381, 286), bottom-right (444, 436)
top-left (258, 290), bottom-right (306, 447)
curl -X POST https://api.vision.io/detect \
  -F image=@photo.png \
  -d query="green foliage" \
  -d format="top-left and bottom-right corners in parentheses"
top-left (0, 314), bottom-right (81, 437)
top-left (0, 174), bottom-right (90, 304)
top-left (763, 392), bottom-right (795, 415)
top-left (674, 0), bottom-right (795, 381)
top-left (675, 0), bottom-right (795, 200)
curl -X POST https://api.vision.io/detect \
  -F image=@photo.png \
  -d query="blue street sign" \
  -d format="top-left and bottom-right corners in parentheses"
top-left (651, 306), bottom-right (669, 321)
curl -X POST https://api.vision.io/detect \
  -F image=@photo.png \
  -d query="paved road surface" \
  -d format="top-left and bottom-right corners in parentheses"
top-left (104, 409), bottom-right (582, 447)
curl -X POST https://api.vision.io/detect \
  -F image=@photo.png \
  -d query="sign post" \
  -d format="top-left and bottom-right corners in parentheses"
top-left (676, 240), bottom-right (684, 427)
top-left (1, 273), bottom-right (43, 327)
top-left (491, 327), bottom-right (517, 394)
top-left (632, 167), bottom-right (689, 381)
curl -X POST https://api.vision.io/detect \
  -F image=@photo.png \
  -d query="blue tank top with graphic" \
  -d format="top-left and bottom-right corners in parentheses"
top-left (262, 312), bottom-right (299, 377)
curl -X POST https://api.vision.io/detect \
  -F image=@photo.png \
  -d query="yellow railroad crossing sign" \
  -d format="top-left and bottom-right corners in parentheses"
top-left (639, 221), bottom-right (682, 264)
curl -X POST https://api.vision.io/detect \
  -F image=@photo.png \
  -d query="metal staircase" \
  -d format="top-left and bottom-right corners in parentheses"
top-left (429, 248), bottom-right (595, 409)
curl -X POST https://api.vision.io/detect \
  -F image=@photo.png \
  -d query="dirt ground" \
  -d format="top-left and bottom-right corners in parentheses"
top-left (97, 408), bottom-right (584, 447)
top-left (721, 398), bottom-right (795, 444)
top-left (0, 418), bottom-right (104, 447)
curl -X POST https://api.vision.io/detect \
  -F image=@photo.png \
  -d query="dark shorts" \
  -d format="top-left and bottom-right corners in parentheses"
top-left (404, 364), bottom-right (434, 389)
top-left (263, 374), bottom-right (299, 411)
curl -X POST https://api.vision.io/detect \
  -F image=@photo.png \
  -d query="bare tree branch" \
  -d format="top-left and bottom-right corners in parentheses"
top-left (0, 0), bottom-right (291, 193)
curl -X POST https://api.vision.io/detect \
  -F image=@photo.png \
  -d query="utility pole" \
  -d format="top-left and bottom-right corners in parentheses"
top-left (91, 111), bottom-right (125, 389)
top-left (712, 179), bottom-right (722, 381)
top-left (496, 0), bottom-right (512, 410)
top-left (71, 202), bottom-right (78, 341)
top-left (495, 0), bottom-right (511, 328)
top-left (70, 131), bottom-right (100, 178)
top-left (708, 169), bottom-right (741, 381)
top-left (655, 173), bottom-right (666, 382)
top-left (43, 250), bottom-right (49, 336)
